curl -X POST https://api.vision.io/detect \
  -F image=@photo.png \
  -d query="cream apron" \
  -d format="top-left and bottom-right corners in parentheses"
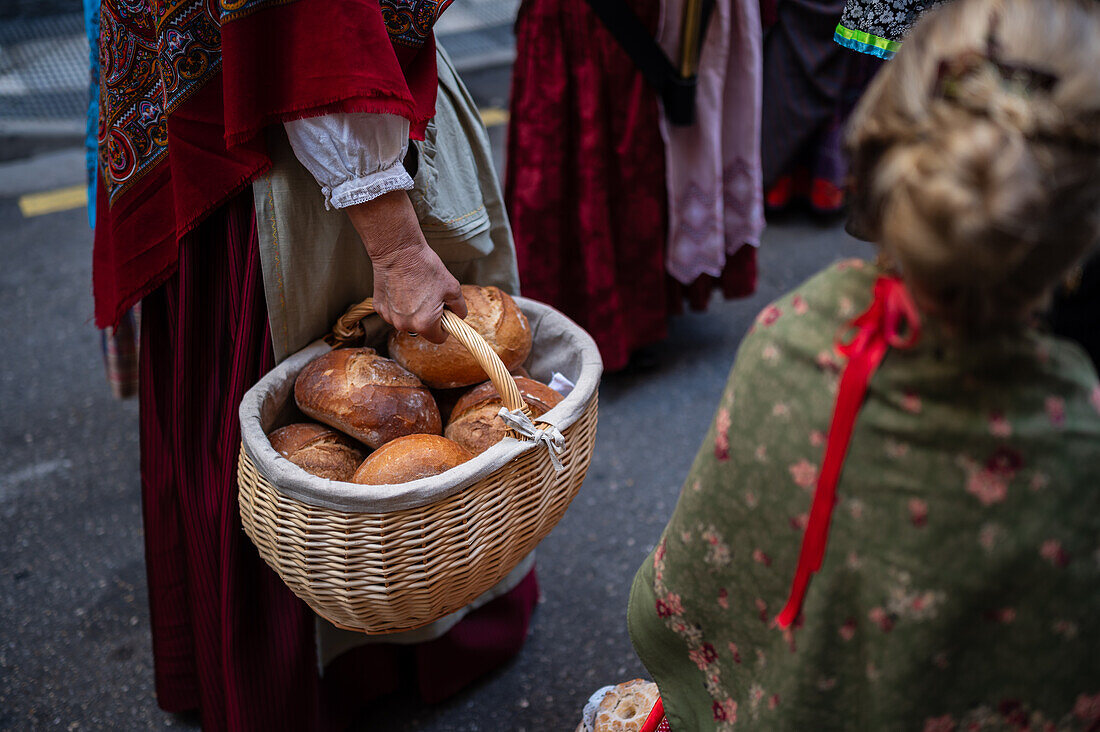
top-left (251, 45), bottom-right (531, 659)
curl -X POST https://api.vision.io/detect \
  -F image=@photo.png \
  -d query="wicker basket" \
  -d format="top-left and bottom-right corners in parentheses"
top-left (237, 295), bottom-right (601, 634)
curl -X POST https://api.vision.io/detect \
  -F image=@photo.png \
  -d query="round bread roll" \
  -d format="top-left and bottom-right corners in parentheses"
top-left (294, 348), bottom-right (441, 450)
top-left (575, 680), bottom-right (660, 732)
top-left (444, 376), bottom-right (563, 455)
top-left (267, 423), bottom-right (367, 482)
top-left (432, 366), bottom-right (533, 424)
top-left (351, 434), bottom-right (473, 485)
top-left (388, 285), bottom-right (532, 389)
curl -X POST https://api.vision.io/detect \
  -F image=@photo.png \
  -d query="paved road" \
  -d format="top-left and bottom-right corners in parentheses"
top-left (0, 1), bottom-right (81, 21)
top-left (0, 159), bottom-right (868, 732)
top-left (0, 13), bottom-right (872, 730)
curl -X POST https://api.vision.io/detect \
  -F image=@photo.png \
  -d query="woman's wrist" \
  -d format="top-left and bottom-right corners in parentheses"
top-left (343, 188), bottom-right (466, 342)
top-left (346, 190), bottom-right (426, 265)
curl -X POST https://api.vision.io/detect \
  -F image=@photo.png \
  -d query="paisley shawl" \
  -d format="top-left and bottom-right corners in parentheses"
top-left (93, 0), bottom-right (450, 328)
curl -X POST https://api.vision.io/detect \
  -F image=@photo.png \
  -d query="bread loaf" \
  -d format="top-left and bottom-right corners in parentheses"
top-left (580, 678), bottom-right (655, 730)
top-left (574, 680), bottom-right (660, 732)
top-left (432, 367), bottom-right (533, 423)
top-left (294, 348), bottom-right (441, 450)
top-left (267, 423), bottom-right (367, 482)
top-left (444, 376), bottom-right (563, 455)
top-left (351, 434), bottom-right (473, 485)
top-left (388, 285), bottom-right (532, 389)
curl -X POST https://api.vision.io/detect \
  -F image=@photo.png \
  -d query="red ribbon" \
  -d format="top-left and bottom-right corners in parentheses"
top-left (639, 697), bottom-right (667, 732)
top-left (775, 276), bottom-right (921, 629)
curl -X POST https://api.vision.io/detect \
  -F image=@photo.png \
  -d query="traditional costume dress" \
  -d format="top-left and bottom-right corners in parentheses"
top-left (93, 2), bottom-right (534, 729)
top-left (627, 261), bottom-right (1100, 730)
top-left (505, 0), bottom-right (764, 372)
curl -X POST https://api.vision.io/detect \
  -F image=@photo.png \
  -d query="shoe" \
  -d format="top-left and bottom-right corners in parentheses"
top-left (810, 177), bottom-right (846, 215)
top-left (765, 175), bottom-right (793, 212)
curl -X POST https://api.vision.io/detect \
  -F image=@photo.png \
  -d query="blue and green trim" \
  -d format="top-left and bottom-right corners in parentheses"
top-left (833, 23), bottom-right (900, 60)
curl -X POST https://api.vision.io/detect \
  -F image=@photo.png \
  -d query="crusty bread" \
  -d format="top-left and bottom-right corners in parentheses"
top-left (350, 434), bottom-right (473, 485)
top-left (444, 376), bottom-right (563, 455)
top-left (432, 367), bottom-right (533, 424)
top-left (582, 680), bottom-right (660, 732)
top-left (267, 422), bottom-right (367, 482)
top-left (294, 348), bottom-right (441, 450)
top-left (388, 285), bottom-right (532, 389)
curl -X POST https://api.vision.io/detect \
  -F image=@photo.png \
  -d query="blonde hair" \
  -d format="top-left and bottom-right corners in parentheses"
top-left (846, 0), bottom-right (1100, 332)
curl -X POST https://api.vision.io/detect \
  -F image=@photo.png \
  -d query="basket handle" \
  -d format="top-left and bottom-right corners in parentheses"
top-left (328, 297), bottom-right (529, 416)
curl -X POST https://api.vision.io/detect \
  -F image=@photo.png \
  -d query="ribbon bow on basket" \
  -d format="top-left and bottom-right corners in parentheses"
top-left (776, 276), bottom-right (921, 629)
top-left (498, 408), bottom-right (567, 471)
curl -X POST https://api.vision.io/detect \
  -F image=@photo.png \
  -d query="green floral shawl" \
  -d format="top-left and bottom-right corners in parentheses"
top-left (628, 260), bottom-right (1100, 731)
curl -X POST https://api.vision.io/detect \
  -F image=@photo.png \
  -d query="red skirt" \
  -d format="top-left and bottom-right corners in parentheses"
top-left (138, 191), bottom-right (538, 731)
top-left (506, 0), bottom-right (757, 373)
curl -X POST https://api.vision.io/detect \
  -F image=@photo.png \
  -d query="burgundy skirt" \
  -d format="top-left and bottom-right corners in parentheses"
top-left (505, 0), bottom-right (756, 373)
top-left (138, 191), bottom-right (538, 731)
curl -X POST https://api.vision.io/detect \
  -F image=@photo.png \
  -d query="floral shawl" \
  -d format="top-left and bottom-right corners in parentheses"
top-left (628, 260), bottom-right (1100, 730)
top-left (93, 0), bottom-right (449, 328)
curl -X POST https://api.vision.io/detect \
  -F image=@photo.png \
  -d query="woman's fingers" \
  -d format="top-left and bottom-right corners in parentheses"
top-left (444, 282), bottom-right (468, 320)
top-left (408, 301), bottom-right (449, 344)
top-left (416, 318), bottom-right (449, 344)
top-left (385, 284), bottom-right (463, 343)
top-left (373, 287), bottom-right (449, 343)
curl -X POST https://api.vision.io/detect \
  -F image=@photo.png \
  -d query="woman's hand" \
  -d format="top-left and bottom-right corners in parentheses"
top-left (346, 191), bottom-right (467, 343)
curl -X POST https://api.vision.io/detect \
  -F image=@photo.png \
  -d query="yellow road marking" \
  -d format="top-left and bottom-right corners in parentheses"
top-left (479, 107), bottom-right (510, 128)
top-left (18, 184), bottom-right (88, 218)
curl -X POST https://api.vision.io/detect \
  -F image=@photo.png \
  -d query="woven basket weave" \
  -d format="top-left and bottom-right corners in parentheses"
top-left (237, 295), bottom-right (601, 634)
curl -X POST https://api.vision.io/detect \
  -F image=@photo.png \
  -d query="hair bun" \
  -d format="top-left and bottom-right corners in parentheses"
top-left (844, 0), bottom-right (1100, 330)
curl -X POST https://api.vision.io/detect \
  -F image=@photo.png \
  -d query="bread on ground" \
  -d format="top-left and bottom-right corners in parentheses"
top-left (574, 680), bottom-right (661, 732)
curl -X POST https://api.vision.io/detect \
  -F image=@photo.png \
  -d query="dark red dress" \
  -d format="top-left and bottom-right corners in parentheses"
top-left (506, 0), bottom-right (757, 373)
top-left (93, 2), bottom-right (539, 728)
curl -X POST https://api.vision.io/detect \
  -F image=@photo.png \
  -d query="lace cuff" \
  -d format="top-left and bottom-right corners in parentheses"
top-left (284, 112), bottom-right (413, 209)
top-left (324, 161), bottom-right (414, 210)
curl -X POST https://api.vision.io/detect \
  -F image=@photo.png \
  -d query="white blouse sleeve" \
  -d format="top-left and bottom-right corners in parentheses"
top-left (284, 113), bottom-right (414, 210)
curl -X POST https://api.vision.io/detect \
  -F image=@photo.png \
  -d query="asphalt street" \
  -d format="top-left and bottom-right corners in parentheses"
top-left (0, 48), bottom-right (871, 732)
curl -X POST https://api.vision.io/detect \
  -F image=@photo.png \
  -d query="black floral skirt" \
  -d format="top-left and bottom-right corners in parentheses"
top-left (835, 0), bottom-right (947, 58)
